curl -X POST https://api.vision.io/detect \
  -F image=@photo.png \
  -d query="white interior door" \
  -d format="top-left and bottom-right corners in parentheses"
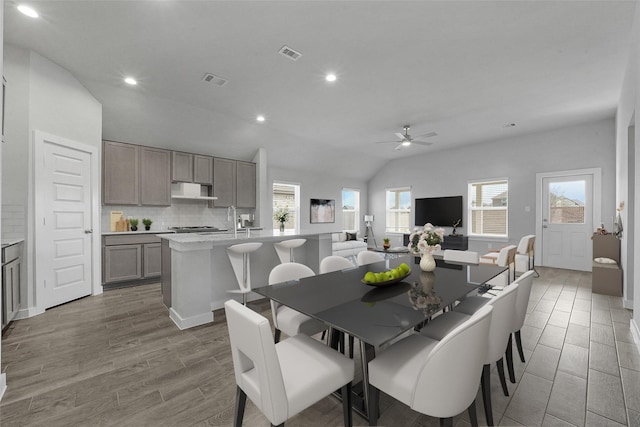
top-left (541, 174), bottom-right (593, 271)
top-left (36, 136), bottom-right (93, 309)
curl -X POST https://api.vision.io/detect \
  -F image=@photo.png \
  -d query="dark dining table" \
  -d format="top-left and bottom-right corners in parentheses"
top-left (253, 255), bottom-right (507, 419)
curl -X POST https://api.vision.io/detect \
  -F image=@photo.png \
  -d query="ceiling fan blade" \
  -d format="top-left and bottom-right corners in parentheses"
top-left (374, 140), bottom-right (402, 144)
top-left (411, 141), bottom-right (434, 146)
top-left (394, 143), bottom-right (403, 151)
top-left (413, 131), bottom-right (438, 139)
top-left (395, 132), bottom-right (408, 141)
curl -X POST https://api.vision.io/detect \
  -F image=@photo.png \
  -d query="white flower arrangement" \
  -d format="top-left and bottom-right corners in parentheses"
top-left (407, 223), bottom-right (445, 254)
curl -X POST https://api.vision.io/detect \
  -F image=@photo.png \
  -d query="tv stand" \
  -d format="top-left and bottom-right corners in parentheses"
top-left (403, 234), bottom-right (468, 251)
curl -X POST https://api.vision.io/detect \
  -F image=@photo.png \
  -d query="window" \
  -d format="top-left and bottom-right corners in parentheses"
top-left (468, 179), bottom-right (508, 237)
top-left (273, 182), bottom-right (300, 232)
top-left (342, 188), bottom-right (360, 231)
top-left (386, 187), bottom-right (411, 233)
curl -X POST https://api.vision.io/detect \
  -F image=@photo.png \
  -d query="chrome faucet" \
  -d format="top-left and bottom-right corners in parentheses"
top-left (228, 205), bottom-right (237, 239)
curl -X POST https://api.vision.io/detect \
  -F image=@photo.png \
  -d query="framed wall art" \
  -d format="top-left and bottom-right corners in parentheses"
top-left (310, 198), bottom-right (335, 223)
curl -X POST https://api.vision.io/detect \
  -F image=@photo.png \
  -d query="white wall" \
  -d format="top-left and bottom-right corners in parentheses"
top-left (3, 45), bottom-right (102, 316)
top-left (368, 118), bottom-right (616, 253)
top-left (0, 0), bottom-right (6, 402)
top-left (267, 166), bottom-right (369, 234)
top-left (615, 4), bottom-right (640, 349)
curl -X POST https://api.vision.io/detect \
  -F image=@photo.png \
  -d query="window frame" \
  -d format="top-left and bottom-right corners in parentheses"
top-left (467, 178), bottom-right (509, 239)
top-left (272, 181), bottom-right (301, 232)
top-left (341, 188), bottom-right (360, 231)
top-left (385, 186), bottom-right (412, 234)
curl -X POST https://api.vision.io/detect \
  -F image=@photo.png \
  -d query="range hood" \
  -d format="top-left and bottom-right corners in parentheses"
top-left (171, 183), bottom-right (217, 200)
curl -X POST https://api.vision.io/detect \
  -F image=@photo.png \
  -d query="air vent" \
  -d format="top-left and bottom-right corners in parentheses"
top-left (502, 123), bottom-right (516, 129)
top-left (202, 73), bottom-right (228, 87)
top-left (278, 45), bottom-right (302, 61)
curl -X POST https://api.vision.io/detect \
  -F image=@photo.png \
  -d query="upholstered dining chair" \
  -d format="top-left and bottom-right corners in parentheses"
top-left (515, 235), bottom-right (539, 277)
top-left (320, 255), bottom-right (357, 358)
top-left (225, 300), bottom-right (355, 427)
top-left (443, 249), bottom-right (479, 264)
top-left (505, 271), bottom-right (535, 383)
top-left (420, 282), bottom-right (520, 426)
top-left (367, 305), bottom-right (493, 427)
top-left (269, 262), bottom-right (327, 343)
top-left (481, 244), bottom-right (517, 287)
top-left (356, 250), bottom-right (384, 266)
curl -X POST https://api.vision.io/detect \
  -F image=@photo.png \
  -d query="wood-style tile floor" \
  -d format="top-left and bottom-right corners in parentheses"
top-left (0, 267), bottom-right (638, 426)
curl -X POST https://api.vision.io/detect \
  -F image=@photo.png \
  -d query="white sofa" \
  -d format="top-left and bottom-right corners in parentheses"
top-left (332, 231), bottom-right (368, 258)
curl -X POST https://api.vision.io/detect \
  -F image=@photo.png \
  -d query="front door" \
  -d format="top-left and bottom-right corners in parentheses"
top-left (36, 135), bottom-right (93, 308)
top-left (541, 174), bottom-right (593, 271)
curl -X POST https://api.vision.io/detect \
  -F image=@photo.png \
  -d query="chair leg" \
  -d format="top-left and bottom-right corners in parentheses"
top-left (515, 330), bottom-right (526, 362)
top-left (234, 386), bottom-right (247, 427)
top-left (348, 335), bottom-right (354, 359)
top-left (271, 424), bottom-right (284, 427)
top-left (342, 382), bottom-right (353, 427)
top-left (439, 418), bottom-right (453, 427)
top-left (274, 329), bottom-right (281, 343)
top-left (481, 364), bottom-right (494, 426)
top-left (506, 333), bottom-right (516, 383)
top-left (467, 397), bottom-right (479, 427)
top-left (496, 358), bottom-right (509, 397)
top-left (368, 385), bottom-right (379, 426)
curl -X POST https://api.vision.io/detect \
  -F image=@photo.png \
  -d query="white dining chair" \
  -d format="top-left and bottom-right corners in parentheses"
top-left (356, 251), bottom-right (384, 266)
top-left (269, 262), bottom-right (327, 343)
top-left (505, 271), bottom-right (535, 383)
top-left (515, 235), bottom-right (539, 277)
top-left (367, 305), bottom-right (493, 427)
top-left (481, 244), bottom-right (517, 286)
top-left (320, 255), bottom-right (357, 358)
top-left (420, 282), bottom-right (520, 426)
top-left (225, 300), bottom-right (355, 427)
top-left (443, 249), bottom-right (479, 264)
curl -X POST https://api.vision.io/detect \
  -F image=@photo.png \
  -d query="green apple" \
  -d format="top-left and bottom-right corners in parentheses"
top-left (375, 272), bottom-right (386, 282)
top-left (399, 263), bottom-right (410, 274)
top-left (363, 272), bottom-right (376, 284)
top-left (385, 271), bottom-right (395, 281)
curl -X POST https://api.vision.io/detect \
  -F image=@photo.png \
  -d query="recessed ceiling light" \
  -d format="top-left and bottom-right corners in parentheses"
top-left (256, 115), bottom-right (265, 122)
top-left (17, 5), bottom-right (39, 18)
top-left (124, 77), bottom-right (137, 85)
top-left (325, 73), bottom-right (337, 82)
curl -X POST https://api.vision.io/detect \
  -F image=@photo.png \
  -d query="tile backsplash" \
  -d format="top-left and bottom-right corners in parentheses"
top-left (2, 203), bottom-right (26, 240)
top-left (100, 200), bottom-right (256, 232)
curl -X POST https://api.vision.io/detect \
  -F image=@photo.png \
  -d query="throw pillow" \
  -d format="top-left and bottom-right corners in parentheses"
top-left (346, 232), bottom-right (358, 241)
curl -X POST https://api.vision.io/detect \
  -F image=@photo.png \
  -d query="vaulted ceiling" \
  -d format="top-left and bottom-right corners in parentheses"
top-left (4, 1), bottom-right (637, 180)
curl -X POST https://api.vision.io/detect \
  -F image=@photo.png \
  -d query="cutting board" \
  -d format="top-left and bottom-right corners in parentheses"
top-left (110, 211), bottom-right (123, 232)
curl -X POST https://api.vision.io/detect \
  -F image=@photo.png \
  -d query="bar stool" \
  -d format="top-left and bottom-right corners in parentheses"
top-left (227, 242), bottom-right (263, 305)
top-left (273, 238), bottom-right (306, 263)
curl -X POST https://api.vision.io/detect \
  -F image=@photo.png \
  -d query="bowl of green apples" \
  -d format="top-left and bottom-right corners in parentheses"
top-left (361, 262), bottom-right (411, 287)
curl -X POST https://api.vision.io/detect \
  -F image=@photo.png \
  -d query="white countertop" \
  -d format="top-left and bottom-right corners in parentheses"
top-left (158, 229), bottom-right (331, 246)
top-left (1, 238), bottom-right (25, 247)
top-left (102, 230), bottom-right (176, 236)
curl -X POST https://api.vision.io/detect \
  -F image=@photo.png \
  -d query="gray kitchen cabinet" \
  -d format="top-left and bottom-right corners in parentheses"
top-left (213, 158), bottom-right (256, 208)
top-left (171, 151), bottom-right (193, 183)
top-left (193, 154), bottom-right (213, 185)
top-left (2, 242), bottom-right (22, 330)
top-left (102, 234), bottom-right (165, 286)
top-left (236, 161), bottom-right (256, 208)
top-left (143, 243), bottom-right (162, 278)
top-left (213, 157), bottom-right (236, 207)
top-left (140, 146), bottom-right (171, 206)
top-left (103, 140), bottom-right (139, 205)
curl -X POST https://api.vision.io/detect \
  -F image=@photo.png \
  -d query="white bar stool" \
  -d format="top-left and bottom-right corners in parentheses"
top-left (273, 238), bottom-right (306, 263)
top-left (227, 242), bottom-right (263, 305)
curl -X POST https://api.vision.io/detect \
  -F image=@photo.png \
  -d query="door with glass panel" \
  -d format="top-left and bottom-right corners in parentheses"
top-left (541, 175), bottom-right (592, 271)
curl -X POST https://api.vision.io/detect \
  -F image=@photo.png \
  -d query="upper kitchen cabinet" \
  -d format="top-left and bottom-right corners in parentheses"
top-left (103, 141), bottom-right (170, 206)
top-left (212, 158), bottom-right (256, 208)
top-left (103, 140), bottom-right (139, 205)
top-left (140, 146), bottom-right (171, 206)
top-left (172, 152), bottom-right (213, 185)
top-left (236, 161), bottom-right (256, 208)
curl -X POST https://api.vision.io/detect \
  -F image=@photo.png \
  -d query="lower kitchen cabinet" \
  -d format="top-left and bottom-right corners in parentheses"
top-left (2, 241), bottom-right (23, 331)
top-left (102, 234), bottom-right (165, 287)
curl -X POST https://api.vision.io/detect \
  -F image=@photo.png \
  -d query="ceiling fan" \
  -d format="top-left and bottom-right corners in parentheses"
top-left (375, 125), bottom-right (437, 150)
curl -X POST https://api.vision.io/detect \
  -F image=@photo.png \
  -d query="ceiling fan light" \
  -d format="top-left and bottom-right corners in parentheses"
top-left (401, 141), bottom-right (411, 147)
top-left (17, 5), bottom-right (39, 18)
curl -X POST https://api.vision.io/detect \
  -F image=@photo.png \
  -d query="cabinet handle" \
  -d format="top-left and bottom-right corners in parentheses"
top-left (84, 229), bottom-right (93, 234)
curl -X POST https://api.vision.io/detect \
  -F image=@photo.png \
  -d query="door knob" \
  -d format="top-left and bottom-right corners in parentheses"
top-left (543, 225), bottom-right (548, 229)
top-left (84, 229), bottom-right (93, 234)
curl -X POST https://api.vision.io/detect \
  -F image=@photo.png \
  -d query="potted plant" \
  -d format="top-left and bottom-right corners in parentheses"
top-left (383, 237), bottom-right (391, 250)
top-left (129, 218), bottom-right (139, 232)
top-left (142, 218), bottom-right (153, 231)
top-left (273, 206), bottom-right (290, 232)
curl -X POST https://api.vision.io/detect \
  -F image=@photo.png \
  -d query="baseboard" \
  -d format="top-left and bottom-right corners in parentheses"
top-left (14, 306), bottom-right (45, 320)
top-left (169, 308), bottom-right (213, 330)
top-left (631, 319), bottom-right (640, 354)
top-left (0, 373), bottom-right (6, 401)
top-left (623, 298), bottom-right (634, 309)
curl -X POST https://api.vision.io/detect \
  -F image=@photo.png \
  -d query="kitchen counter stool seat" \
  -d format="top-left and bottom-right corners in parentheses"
top-left (274, 238), bottom-right (307, 263)
top-left (227, 242), bottom-right (263, 306)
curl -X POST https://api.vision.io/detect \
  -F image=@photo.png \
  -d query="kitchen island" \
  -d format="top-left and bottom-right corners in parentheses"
top-left (159, 230), bottom-right (333, 329)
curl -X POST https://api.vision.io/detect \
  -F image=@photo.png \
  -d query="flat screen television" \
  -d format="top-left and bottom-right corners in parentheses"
top-left (414, 196), bottom-right (463, 228)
